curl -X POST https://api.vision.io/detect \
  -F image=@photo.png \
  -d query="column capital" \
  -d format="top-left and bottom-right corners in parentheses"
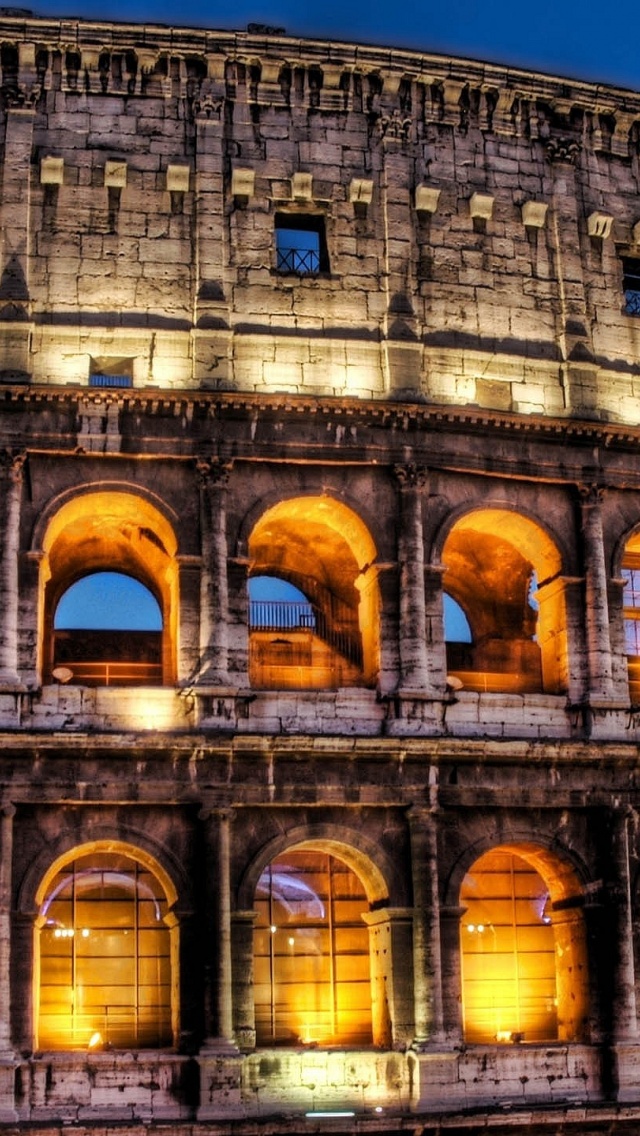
top-left (393, 462), bottom-right (429, 490)
top-left (196, 456), bottom-right (233, 490)
top-left (198, 805), bottom-right (236, 824)
top-left (0, 450), bottom-right (26, 483)
top-left (577, 482), bottom-right (606, 507)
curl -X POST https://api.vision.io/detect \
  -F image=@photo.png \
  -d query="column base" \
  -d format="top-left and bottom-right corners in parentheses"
top-left (197, 1046), bottom-right (244, 1120)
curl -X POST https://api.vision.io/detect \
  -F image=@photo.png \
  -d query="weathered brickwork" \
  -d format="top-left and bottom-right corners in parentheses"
top-left (4, 12), bottom-right (640, 1136)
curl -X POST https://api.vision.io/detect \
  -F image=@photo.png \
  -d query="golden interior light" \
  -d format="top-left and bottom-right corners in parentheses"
top-left (37, 850), bottom-right (173, 1051)
top-left (254, 849), bottom-right (372, 1046)
top-left (442, 508), bottom-right (567, 695)
top-left (248, 496), bottom-right (379, 690)
top-left (460, 845), bottom-right (588, 1045)
top-left (38, 491), bottom-right (179, 687)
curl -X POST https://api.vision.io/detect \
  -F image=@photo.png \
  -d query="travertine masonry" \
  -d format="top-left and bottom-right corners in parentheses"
top-left (4, 13), bottom-right (640, 1136)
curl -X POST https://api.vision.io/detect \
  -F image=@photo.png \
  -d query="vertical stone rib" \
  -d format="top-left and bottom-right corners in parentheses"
top-left (197, 459), bottom-right (232, 684)
top-left (580, 485), bottom-right (614, 699)
top-left (0, 805), bottom-right (14, 1056)
top-left (408, 800), bottom-right (444, 1045)
top-left (395, 464), bottom-right (429, 692)
top-left (0, 454), bottom-right (25, 686)
top-left (199, 806), bottom-right (236, 1049)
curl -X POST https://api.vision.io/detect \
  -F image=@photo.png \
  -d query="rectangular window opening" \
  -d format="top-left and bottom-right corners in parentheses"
top-left (622, 258), bottom-right (640, 315)
top-left (89, 356), bottom-right (134, 388)
top-left (275, 213), bottom-right (328, 275)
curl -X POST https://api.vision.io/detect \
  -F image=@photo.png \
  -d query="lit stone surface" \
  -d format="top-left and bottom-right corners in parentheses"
top-left (2, 12), bottom-right (640, 1136)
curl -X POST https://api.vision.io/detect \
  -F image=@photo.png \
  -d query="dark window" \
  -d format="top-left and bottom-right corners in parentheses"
top-left (275, 213), bottom-right (328, 275)
top-left (622, 258), bottom-right (640, 315)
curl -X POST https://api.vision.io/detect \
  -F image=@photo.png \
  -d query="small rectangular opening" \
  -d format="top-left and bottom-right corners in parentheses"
top-left (622, 258), bottom-right (640, 315)
top-left (89, 356), bottom-right (134, 388)
top-left (275, 213), bottom-right (328, 275)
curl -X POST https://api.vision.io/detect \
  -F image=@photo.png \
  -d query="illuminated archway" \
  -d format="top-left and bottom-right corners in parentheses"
top-left (254, 846), bottom-right (372, 1046)
top-left (442, 508), bottom-right (566, 694)
top-left (247, 496), bottom-right (379, 689)
top-left (460, 844), bottom-right (588, 1044)
top-left (35, 842), bottom-right (178, 1051)
top-left (39, 491), bottom-right (179, 685)
top-left (619, 529), bottom-right (640, 701)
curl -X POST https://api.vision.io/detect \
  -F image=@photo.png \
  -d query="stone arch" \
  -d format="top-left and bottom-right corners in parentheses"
top-left (244, 495), bottom-right (380, 688)
top-left (438, 505), bottom-right (567, 694)
top-left (612, 521), bottom-right (640, 702)
top-left (32, 838), bottom-right (181, 1051)
top-left (237, 822), bottom-right (394, 910)
top-left (245, 827), bottom-right (395, 1048)
top-left (36, 488), bottom-right (180, 685)
top-left (454, 840), bottom-right (589, 1045)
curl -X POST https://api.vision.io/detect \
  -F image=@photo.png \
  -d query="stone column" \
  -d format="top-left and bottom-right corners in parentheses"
top-left (579, 486), bottom-right (614, 699)
top-left (0, 805), bottom-right (15, 1057)
top-left (362, 907), bottom-right (414, 1048)
top-left (197, 459), bottom-right (232, 685)
top-left (231, 910), bottom-right (257, 1050)
top-left (0, 453), bottom-right (26, 686)
top-left (395, 465), bottom-right (430, 693)
top-left (199, 806), bottom-right (236, 1050)
top-left (408, 803), bottom-right (444, 1045)
top-left (607, 809), bottom-right (638, 1043)
top-left (424, 564), bottom-right (448, 694)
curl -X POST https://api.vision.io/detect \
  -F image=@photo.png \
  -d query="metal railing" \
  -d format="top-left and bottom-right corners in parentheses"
top-left (249, 600), bottom-right (362, 667)
top-left (249, 599), bottom-right (316, 630)
top-left (53, 661), bottom-right (162, 686)
top-left (276, 246), bottom-right (320, 274)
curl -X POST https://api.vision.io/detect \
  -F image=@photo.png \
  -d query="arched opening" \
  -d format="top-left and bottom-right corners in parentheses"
top-left (442, 509), bottom-right (566, 694)
top-left (254, 848), bottom-right (372, 1046)
top-left (460, 845), bottom-right (588, 1045)
top-left (247, 497), bottom-right (379, 689)
top-left (621, 531), bottom-right (640, 701)
top-left (36, 846), bottom-right (178, 1051)
top-left (52, 571), bottom-right (163, 686)
top-left (39, 491), bottom-right (179, 686)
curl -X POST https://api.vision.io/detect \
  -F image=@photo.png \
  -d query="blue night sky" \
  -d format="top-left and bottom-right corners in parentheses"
top-left (30, 0), bottom-right (640, 92)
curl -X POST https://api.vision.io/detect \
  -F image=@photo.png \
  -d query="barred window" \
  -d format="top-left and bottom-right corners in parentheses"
top-left (275, 213), bottom-right (328, 275)
top-left (622, 258), bottom-right (640, 316)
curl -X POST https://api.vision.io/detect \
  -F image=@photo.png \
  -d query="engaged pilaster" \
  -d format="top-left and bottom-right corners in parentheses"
top-left (395, 464), bottom-right (430, 693)
top-left (0, 452), bottom-right (26, 687)
top-left (408, 801), bottom-right (444, 1046)
top-left (579, 485), bottom-right (614, 700)
top-left (197, 459), bottom-right (232, 685)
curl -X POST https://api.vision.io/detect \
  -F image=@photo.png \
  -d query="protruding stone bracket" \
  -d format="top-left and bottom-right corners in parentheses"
top-left (104, 160), bottom-right (127, 188)
top-left (231, 167), bottom-right (255, 199)
top-left (40, 156), bottom-right (63, 185)
top-left (522, 200), bottom-right (548, 228)
top-left (469, 192), bottom-right (494, 221)
top-left (349, 177), bottom-right (373, 216)
top-left (291, 171), bottom-right (313, 201)
top-left (415, 184), bottom-right (440, 214)
top-left (587, 211), bottom-right (614, 240)
top-left (166, 164), bottom-right (190, 193)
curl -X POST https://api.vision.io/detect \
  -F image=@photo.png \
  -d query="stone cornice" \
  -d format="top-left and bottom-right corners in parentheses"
top-left (0, 13), bottom-right (638, 123)
top-left (3, 383), bottom-right (640, 452)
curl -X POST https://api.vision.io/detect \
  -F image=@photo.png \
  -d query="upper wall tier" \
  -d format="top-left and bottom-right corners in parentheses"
top-left (2, 15), bottom-right (640, 421)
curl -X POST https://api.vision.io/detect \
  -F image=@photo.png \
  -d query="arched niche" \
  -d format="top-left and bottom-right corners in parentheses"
top-left (441, 508), bottom-right (566, 694)
top-left (247, 496), bottom-right (379, 689)
top-left (460, 842), bottom-right (588, 1045)
top-left (34, 840), bottom-right (179, 1051)
top-left (38, 491), bottom-right (179, 685)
